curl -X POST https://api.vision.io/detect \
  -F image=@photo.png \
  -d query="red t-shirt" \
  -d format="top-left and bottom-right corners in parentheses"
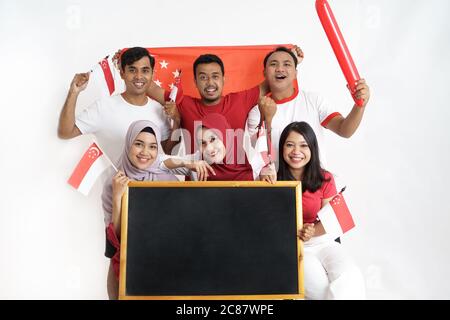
top-left (174, 86), bottom-right (260, 151)
top-left (302, 171), bottom-right (337, 223)
top-left (167, 86), bottom-right (260, 180)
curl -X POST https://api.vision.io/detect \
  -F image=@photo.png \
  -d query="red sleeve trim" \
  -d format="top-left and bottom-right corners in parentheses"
top-left (106, 223), bottom-right (121, 279)
top-left (322, 171), bottom-right (337, 199)
top-left (273, 86), bottom-right (299, 104)
top-left (321, 112), bottom-right (342, 127)
top-left (106, 223), bottom-right (120, 249)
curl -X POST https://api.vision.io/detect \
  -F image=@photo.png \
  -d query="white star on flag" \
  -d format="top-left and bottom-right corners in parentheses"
top-left (91, 45), bottom-right (296, 98)
top-left (159, 60), bottom-right (169, 69)
top-left (172, 69), bottom-right (181, 78)
top-left (154, 79), bottom-right (162, 87)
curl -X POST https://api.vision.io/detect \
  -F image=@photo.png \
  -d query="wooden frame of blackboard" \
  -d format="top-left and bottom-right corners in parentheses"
top-left (119, 181), bottom-right (304, 300)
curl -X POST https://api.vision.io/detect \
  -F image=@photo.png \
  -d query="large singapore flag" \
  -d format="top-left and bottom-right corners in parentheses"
top-left (318, 193), bottom-right (355, 239)
top-left (92, 45), bottom-right (294, 98)
top-left (67, 142), bottom-right (113, 196)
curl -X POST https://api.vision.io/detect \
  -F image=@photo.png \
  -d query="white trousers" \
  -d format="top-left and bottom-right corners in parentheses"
top-left (303, 234), bottom-right (366, 300)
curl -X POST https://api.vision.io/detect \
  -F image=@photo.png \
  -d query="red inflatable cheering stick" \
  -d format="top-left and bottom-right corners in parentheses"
top-left (316, 0), bottom-right (364, 107)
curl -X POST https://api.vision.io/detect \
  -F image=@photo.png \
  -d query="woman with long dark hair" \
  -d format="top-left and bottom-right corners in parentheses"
top-left (277, 121), bottom-right (365, 300)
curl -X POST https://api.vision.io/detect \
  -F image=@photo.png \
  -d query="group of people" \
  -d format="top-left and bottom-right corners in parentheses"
top-left (58, 45), bottom-right (370, 300)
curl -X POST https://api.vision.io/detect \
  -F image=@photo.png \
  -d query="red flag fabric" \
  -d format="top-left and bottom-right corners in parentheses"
top-left (89, 54), bottom-right (124, 98)
top-left (67, 142), bottom-right (112, 196)
top-left (99, 57), bottom-right (116, 95)
top-left (93, 45), bottom-right (297, 98)
top-left (118, 44), bottom-right (293, 98)
top-left (318, 193), bottom-right (355, 238)
top-left (331, 193), bottom-right (355, 233)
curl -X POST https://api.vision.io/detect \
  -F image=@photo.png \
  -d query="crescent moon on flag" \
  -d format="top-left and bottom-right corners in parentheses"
top-left (88, 146), bottom-right (100, 158)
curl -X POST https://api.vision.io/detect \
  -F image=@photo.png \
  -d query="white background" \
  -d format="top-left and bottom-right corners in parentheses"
top-left (1, 0), bottom-right (449, 299)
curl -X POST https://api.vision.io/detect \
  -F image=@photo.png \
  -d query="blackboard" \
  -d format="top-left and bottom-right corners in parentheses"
top-left (119, 181), bottom-right (303, 300)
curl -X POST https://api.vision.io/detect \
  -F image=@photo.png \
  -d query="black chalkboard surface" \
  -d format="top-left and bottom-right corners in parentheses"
top-left (119, 181), bottom-right (303, 300)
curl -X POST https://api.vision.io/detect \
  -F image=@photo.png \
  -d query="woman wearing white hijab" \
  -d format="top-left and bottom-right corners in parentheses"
top-left (102, 119), bottom-right (213, 299)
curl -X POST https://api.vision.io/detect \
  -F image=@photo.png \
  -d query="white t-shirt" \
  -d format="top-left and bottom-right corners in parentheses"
top-left (76, 94), bottom-right (171, 164)
top-left (246, 89), bottom-right (341, 171)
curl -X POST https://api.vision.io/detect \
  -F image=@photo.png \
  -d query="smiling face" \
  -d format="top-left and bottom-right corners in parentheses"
top-left (128, 132), bottom-right (158, 170)
top-left (194, 63), bottom-right (224, 105)
top-left (120, 56), bottom-right (153, 96)
top-left (264, 51), bottom-right (297, 94)
top-left (282, 130), bottom-right (311, 176)
top-left (196, 127), bottom-right (226, 164)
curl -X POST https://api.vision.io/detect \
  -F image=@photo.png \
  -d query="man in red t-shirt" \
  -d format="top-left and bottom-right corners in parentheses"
top-left (145, 53), bottom-right (272, 178)
top-left (146, 48), bottom-right (303, 179)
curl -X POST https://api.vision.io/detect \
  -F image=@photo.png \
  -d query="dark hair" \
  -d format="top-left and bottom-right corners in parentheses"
top-left (263, 46), bottom-right (298, 69)
top-left (121, 47), bottom-right (155, 70)
top-left (193, 54), bottom-right (225, 78)
top-left (277, 121), bottom-right (329, 193)
top-left (140, 126), bottom-right (156, 136)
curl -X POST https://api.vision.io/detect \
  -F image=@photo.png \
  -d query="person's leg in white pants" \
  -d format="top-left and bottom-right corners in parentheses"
top-left (303, 250), bottom-right (330, 299)
top-left (303, 235), bottom-right (365, 300)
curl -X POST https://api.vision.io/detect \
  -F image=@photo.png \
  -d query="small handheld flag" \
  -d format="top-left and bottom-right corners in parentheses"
top-left (318, 189), bottom-right (355, 239)
top-left (247, 122), bottom-right (275, 178)
top-left (67, 142), bottom-right (116, 196)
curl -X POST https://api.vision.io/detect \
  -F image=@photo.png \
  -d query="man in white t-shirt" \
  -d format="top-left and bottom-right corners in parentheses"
top-left (58, 47), bottom-right (179, 163)
top-left (58, 47), bottom-right (182, 300)
top-left (247, 46), bottom-right (370, 179)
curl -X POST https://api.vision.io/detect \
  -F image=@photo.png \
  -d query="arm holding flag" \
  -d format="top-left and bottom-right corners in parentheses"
top-left (256, 96), bottom-right (277, 184)
top-left (298, 195), bottom-right (334, 242)
top-left (146, 80), bottom-right (166, 105)
top-left (160, 81), bottom-right (183, 154)
top-left (259, 161), bottom-right (277, 184)
top-left (57, 73), bottom-right (89, 139)
top-left (160, 100), bottom-right (182, 154)
top-left (257, 96), bottom-right (277, 137)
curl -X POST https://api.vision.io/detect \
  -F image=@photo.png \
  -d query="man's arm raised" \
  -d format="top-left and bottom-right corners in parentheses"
top-left (57, 73), bottom-right (89, 139)
top-left (146, 80), bottom-right (166, 106)
top-left (325, 79), bottom-right (370, 138)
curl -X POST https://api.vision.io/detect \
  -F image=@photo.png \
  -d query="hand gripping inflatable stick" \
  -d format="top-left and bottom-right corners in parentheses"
top-left (316, 0), bottom-right (364, 107)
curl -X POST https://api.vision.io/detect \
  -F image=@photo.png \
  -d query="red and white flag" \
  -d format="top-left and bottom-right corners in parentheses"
top-left (116, 44), bottom-right (293, 98)
top-left (67, 142), bottom-right (114, 196)
top-left (87, 54), bottom-right (124, 98)
top-left (98, 56), bottom-right (117, 96)
top-left (318, 192), bottom-right (355, 239)
top-left (168, 73), bottom-right (182, 102)
top-left (91, 45), bottom-right (298, 99)
top-left (248, 123), bottom-right (275, 178)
